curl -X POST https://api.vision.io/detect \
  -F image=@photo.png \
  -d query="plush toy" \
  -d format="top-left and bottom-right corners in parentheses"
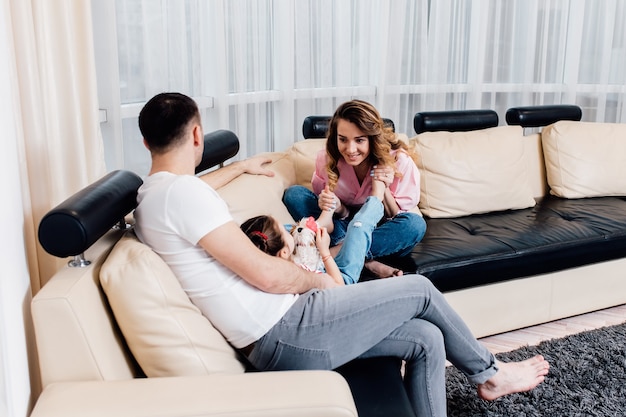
top-left (290, 216), bottom-right (325, 272)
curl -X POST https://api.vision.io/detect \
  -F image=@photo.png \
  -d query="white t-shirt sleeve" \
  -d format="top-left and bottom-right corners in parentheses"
top-left (167, 175), bottom-right (233, 244)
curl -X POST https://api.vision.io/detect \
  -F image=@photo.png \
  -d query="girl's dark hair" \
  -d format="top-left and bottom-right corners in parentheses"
top-left (240, 215), bottom-right (285, 256)
top-left (138, 92), bottom-right (200, 154)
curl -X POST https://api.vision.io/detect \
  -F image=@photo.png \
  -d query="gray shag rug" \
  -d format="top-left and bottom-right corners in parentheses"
top-left (446, 322), bottom-right (626, 417)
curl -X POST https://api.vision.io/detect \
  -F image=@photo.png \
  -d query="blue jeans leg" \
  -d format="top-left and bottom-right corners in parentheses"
top-left (370, 212), bottom-right (427, 258)
top-left (333, 197), bottom-right (383, 284)
top-left (282, 185), bottom-right (322, 221)
top-left (247, 275), bottom-right (497, 417)
top-left (283, 185), bottom-right (427, 253)
top-left (282, 185), bottom-right (348, 246)
top-left (358, 319), bottom-right (446, 417)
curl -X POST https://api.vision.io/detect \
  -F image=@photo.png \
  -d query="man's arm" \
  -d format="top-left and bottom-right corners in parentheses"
top-left (198, 155), bottom-right (275, 189)
top-left (198, 221), bottom-right (339, 293)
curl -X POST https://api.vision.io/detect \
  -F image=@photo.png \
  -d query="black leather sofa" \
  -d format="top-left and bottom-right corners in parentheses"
top-left (408, 106), bottom-right (626, 293)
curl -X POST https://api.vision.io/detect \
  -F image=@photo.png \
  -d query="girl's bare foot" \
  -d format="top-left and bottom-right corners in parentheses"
top-left (317, 209), bottom-right (334, 231)
top-left (364, 260), bottom-right (403, 278)
top-left (371, 177), bottom-right (386, 200)
top-left (477, 355), bottom-right (550, 401)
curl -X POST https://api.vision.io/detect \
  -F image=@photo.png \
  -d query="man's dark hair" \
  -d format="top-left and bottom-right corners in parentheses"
top-left (138, 92), bottom-right (199, 153)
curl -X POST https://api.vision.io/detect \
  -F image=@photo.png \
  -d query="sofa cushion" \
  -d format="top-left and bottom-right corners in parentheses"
top-left (413, 125), bottom-right (536, 218)
top-left (288, 139), bottom-right (326, 190)
top-left (542, 121), bottom-right (626, 199)
top-left (100, 232), bottom-right (245, 377)
top-left (411, 195), bottom-right (626, 292)
top-left (217, 152), bottom-right (296, 225)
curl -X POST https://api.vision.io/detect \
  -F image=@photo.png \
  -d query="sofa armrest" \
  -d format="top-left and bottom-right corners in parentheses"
top-left (31, 372), bottom-right (358, 417)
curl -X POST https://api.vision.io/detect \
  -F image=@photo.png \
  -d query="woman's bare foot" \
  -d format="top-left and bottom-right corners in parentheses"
top-left (477, 355), bottom-right (550, 401)
top-left (364, 260), bottom-right (403, 278)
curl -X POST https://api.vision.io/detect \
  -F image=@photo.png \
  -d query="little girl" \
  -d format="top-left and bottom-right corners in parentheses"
top-left (240, 214), bottom-right (345, 285)
top-left (241, 179), bottom-right (389, 285)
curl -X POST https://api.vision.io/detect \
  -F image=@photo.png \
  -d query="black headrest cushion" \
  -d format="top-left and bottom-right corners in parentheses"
top-left (505, 105), bottom-right (582, 128)
top-left (302, 116), bottom-right (395, 139)
top-left (38, 170), bottom-right (143, 258)
top-left (413, 110), bottom-right (499, 134)
top-left (195, 129), bottom-right (240, 174)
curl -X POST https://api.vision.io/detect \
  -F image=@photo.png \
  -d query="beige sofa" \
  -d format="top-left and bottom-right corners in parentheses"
top-left (30, 119), bottom-right (626, 416)
top-left (30, 155), bottom-right (363, 416)
top-left (30, 226), bottom-right (360, 417)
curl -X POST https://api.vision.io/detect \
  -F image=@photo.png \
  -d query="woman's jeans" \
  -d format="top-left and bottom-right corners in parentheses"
top-left (246, 275), bottom-right (498, 417)
top-left (283, 185), bottom-right (426, 258)
top-left (334, 196), bottom-right (383, 284)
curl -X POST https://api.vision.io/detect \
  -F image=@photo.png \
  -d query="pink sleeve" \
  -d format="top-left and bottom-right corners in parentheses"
top-left (311, 149), bottom-right (328, 195)
top-left (391, 152), bottom-right (420, 212)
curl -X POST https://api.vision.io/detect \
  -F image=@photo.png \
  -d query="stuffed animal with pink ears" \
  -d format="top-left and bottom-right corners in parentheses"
top-left (291, 216), bottom-right (325, 272)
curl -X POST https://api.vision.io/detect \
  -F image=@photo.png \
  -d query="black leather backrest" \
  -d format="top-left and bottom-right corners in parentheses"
top-left (38, 170), bottom-right (143, 258)
top-left (505, 105), bottom-right (582, 128)
top-left (39, 130), bottom-right (240, 258)
top-left (413, 110), bottom-right (499, 134)
top-left (195, 129), bottom-right (240, 174)
top-left (302, 116), bottom-right (395, 139)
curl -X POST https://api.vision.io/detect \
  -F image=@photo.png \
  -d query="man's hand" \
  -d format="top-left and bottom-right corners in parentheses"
top-left (240, 155), bottom-right (275, 177)
top-left (200, 155), bottom-right (274, 189)
top-left (200, 221), bottom-right (338, 294)
top-left (318, 272), bottom-right (342, 289)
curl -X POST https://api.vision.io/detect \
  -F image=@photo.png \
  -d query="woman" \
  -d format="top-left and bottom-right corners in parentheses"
top-left (283, 99), bottom-right (427, 278)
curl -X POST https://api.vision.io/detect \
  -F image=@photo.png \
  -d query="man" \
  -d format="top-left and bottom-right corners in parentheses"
top-left (134, 92), bottom-right (549, 417)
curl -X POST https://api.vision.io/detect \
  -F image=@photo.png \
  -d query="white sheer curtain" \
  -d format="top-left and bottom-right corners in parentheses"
top-left (2, 1), bottom-right (105, 415)
top-left (0, 4), bottom-right (32, 416)
top-left (10, 0), bottom-right (106, 291)
top-left (101, 0), bottom-right (626, 176)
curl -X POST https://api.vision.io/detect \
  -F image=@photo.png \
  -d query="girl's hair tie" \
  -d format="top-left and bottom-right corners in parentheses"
top-left (251, 230), bottom-right (268, 241)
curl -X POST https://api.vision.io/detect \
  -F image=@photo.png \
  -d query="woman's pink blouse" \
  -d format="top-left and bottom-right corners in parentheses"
top-left (311, 148), bottom-right (420, 212)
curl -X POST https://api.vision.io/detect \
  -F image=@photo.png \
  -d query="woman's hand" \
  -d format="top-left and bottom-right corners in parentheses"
top-left (318, 185), bottom-right (340, 213)
top-left (370, 165), bottom-right (395, 188)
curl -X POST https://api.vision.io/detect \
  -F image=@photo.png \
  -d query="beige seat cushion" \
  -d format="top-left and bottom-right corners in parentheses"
top-left (288, 139), bottom-right (326, 190)
top-left (217, 151), bottom-right (297, 225)
top-left (100, 232), bottom-right (245, 377)
top-left (413, 125), bottom-right (536, 218)
top-left (542, 121), bottom-right (626, 198)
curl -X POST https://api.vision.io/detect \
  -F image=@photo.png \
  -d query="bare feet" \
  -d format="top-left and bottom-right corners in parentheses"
top-left (371, 176), bottom-right (386, 200)
top-left (317, 209), bottom-right (334, 231)
top-left (477, 355), bottom-right (550, 401)
top-left (364, 260), bottom-right (403, 278)
top-left (316, 185), bottom-right (337, 232)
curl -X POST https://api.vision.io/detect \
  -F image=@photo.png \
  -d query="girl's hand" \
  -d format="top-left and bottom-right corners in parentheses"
top-left (370, 165), bottom-right (395, 188)
top-left (319, 185), bottom-right (340, 213)
top-left (315, 227), bottom-right (331, 252)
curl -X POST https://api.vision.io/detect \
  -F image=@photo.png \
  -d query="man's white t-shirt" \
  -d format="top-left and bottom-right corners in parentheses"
top-left (134, 172), bottom-right (298, 348)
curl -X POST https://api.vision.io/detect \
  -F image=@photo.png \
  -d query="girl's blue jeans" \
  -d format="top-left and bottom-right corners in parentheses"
top-left (333, 196), bottom-right (382, 284)
top-left (246, 275), bottom-right (498, 417)
top-left (283, 185), bottom-right (427, 258)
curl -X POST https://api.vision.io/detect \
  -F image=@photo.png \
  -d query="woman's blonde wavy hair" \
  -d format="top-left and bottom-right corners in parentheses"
top-left (324, 100), bottom-right (417, 191)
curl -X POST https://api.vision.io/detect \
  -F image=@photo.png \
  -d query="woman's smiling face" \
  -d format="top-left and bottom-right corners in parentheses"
top-left (336, 118), bottom-right (370, 167)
